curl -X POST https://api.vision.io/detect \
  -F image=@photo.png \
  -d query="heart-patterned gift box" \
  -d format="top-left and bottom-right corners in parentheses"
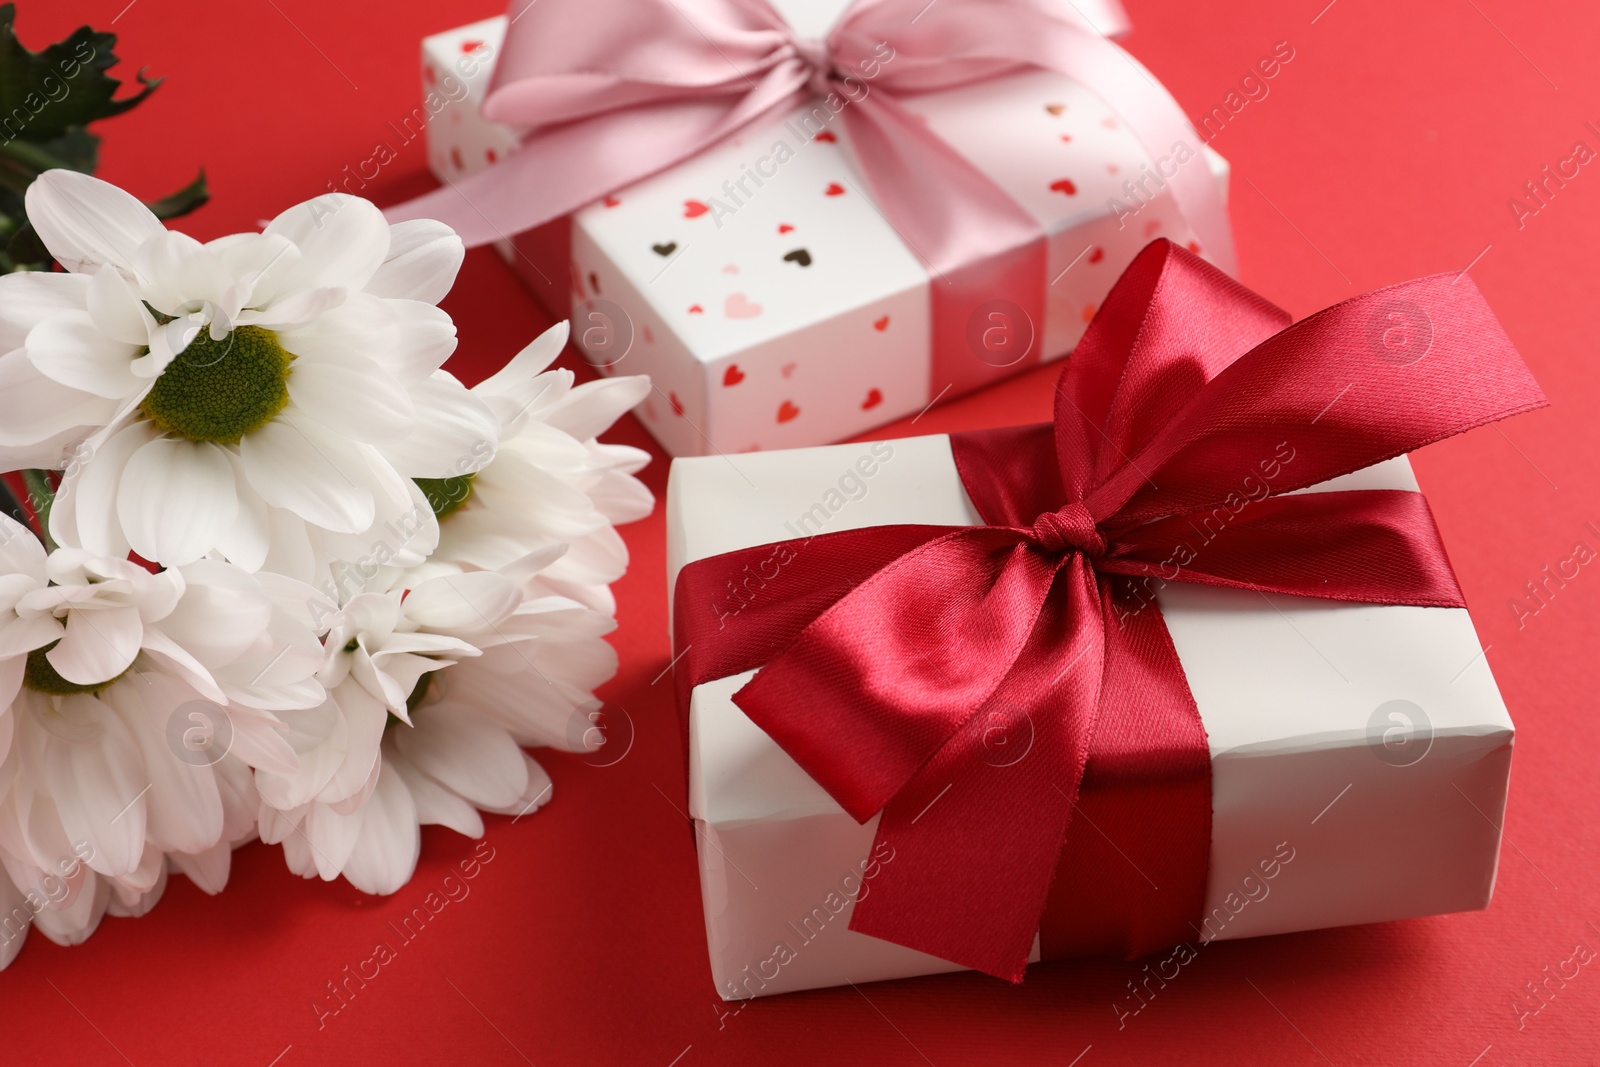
top-left (420, 1), bottom-right (1230, 457)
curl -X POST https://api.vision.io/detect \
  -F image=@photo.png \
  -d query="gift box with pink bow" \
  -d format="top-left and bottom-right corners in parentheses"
top-left (399, 0), bottom-right (1233, 456)
top-left (665, 242), bottom-right (1542, 998)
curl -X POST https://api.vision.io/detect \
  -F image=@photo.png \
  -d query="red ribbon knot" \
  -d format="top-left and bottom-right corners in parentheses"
top-left (1029, 502), bottom-right (1105, 556)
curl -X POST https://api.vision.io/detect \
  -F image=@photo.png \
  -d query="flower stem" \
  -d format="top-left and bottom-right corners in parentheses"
top-left (21, 469), bottom-right (57, 551)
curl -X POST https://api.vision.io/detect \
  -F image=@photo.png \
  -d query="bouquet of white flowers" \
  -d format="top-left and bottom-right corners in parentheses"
top-left (0, 171), bottom-right (652, 967)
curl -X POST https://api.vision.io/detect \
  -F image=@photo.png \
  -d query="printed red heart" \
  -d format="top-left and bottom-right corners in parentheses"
top-left (603, 195), bottom-right (621, 208)
top-left (424, 66), bottom-right (438, 86)
top-left (461, 39), bottom-right (484, 52)
top-left (824, 183), bottom-right (845, 196)
top-left (1081, 303), bottom-right (1097, 323)
top-left (1045, 103), bottom-right (1065, 116)
top-left (643, 399), bottom-right (658, 420)
top-left (1049, 179), bottom-right (1077, 196)
top-left (1145, 219), bottom-right (1162, 237)
top-left (778, 223), bottom-right (795, 234)
top-left (450, 147), bottom-right (464, 171)
top-left (1107, 164), bottom-right (1119, 174)
top-left (642, 325), bottom-right (654, 344)
top-left (862, 388), bottom-right (883, 410)
top-left (1059, 134), bottom-right (1072, 143)
top-left (873, 315), bottom-right (890, 331)
top-left (486, 148), bottom-right (497, 163)
top-left (684, 199), bottom-right (710, 218)
top-left (815, 131), bottom-right (838, 143)
top-left (588, 272), bottom-right (600, 295)
top-left (1088, 246), bottom-right (1105, 264)
top-left (780, 362), bottom-right (797, 378)
top-left (723, 364), bottom-right (746, 387)
top-left (1187, 240), bottom-right (1202, 254)
top-left (777, 400), bottom-right (800, 423)
top-left (688, 304), bottom-right (704, 314)
top-left (670, 392), bottom-right (685, 417)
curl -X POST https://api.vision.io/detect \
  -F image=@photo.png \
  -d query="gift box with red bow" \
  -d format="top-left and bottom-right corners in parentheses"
top-left (665, 241), bottom-right (1543, 998)
top-left (400, 0), bottom-right (1234, 457)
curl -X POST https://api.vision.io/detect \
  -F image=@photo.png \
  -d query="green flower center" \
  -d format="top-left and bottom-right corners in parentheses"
top-left (23, 642), bottom-right (122, 695)
top-left (139, 325), bottom-right (293, 444)
top-left (414, 474), bottom-right (475, 519)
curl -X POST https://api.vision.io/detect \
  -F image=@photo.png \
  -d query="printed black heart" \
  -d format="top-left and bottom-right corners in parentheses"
top-left (782, 248), bottom-right (813, 267)
top-left (652, 242), bottom-right (677, 257)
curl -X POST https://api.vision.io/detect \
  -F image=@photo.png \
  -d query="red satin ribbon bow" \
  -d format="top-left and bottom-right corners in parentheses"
top-left (671, 240), bottom-right (1545, 981)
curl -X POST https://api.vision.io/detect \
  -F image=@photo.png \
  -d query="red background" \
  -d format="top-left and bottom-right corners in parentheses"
top-left (5, 1), bottom-right (1599, 1064)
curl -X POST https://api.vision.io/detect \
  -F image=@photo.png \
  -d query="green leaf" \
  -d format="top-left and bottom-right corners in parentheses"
top-left (146, 167), bottom-right (208, 220)
top-left (0, 2), bottom-right (162, 145)
top-left (5, 216), bottom-right (43, 264)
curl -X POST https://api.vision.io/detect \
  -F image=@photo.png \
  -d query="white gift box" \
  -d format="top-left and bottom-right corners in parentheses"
top-left (420, 2), bottom-right (1233, 457)
top-left (665, 434), bottom-right (1512, 998)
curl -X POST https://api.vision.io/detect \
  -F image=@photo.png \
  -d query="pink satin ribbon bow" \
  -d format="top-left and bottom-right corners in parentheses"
top-left (388, 0), bottom-right (1235, 396)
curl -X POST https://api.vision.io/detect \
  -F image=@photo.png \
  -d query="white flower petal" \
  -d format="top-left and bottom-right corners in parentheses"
top-left (43, 694), bottom-right (146, 876)
top-left (475, 321), bottom-right (569, 395)
top-left (402, 572), bottom-right (522, 634)
top-left (86, 264), bottom-right (155, 346)
top-left (239, 415), bottom-right (375, 534)
top-left (388, 746), bottom-right (484, 838)
top-left (0, 270), bottom-right (92, 351)
top-left (286, 352), bottom-right (414, 445)
top-left (478, 753), bottom-right (553, 818)
top-left (169, 840), bottom-right (232, 895)
top-left (367, 219), bottom-right (464, 305)
top-left (53, 418), bottom-right (157, 558)
top-left (25, 170), bottom-right (163, 275)
top-left (117, 437), bottom-right (239, 566)
top-left (132, 230), bottom-right (230, 314)
top-left (205, 232), bottom-right (302, 308)
top-left (381, 372), bottom-right (498, 478)
top-left (48, 605), bottom-right (143, 685)
top-left (340, 761), bottom-right (420, 895)
top-left (392, 703), bottom-right (528, 810)
top-left (26, 310), bottom-right (143, 399)
top-left (264, 194), bottom-right (390, 291)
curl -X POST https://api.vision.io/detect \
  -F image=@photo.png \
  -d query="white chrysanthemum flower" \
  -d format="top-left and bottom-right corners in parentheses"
top-left (255, 568), bottom-right (529, 889)
top-left (409, 321), bottom-right (652, 613)
top-left (0, 170), bottom-right (499, 569)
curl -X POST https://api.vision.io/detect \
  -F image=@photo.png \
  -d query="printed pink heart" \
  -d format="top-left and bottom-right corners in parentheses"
top-left (873, 315), bottom-right (890, 331)
top-left (778, 223), bottom-right (795, 234)
top-left (723, 364), bottom-right (746, 386)
top-left (1107, 164), bottom-right (1119, 174)
top-left (1049, 178), bottom-right (1077, 196)
top-left (862, 388), bottom-right (883, 410)
top-left (642, 325), bottom-right (654, 344)
top-left (725, 293), bottom-right (763, 319)
top-left (777, 400), bottom-right (800, 423)
top-left (603, 195), bottom-right (621, 208)
top-left (1102, 117), bottom-right (1118, 129)
top-left (1144, 219), bottom-right (1162, 237)
top-left (1059, 134), bottom-right (1072, 143)
top-left (824, 182), bottom-right (846, 196)
top-left (722, 264), bottom-right (739, 274)
top-left (643, 399), bottom-right (658, 420)
top-left (780, 362), bottom-right (797, 378)
top-left (688, 304), bottom-right (704, 314)
top-left (670, 392), bottom-right (685, 417)
top-left (684, 200), bottom-right (710, 218)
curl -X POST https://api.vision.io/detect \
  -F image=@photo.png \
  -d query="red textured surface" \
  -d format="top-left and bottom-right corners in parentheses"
top-left (5, 1), bottom-right (1598, 1064)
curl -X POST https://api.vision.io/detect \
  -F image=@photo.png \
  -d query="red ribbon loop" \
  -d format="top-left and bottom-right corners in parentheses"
top-left (672, 239), bottom-right (1546, 982)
